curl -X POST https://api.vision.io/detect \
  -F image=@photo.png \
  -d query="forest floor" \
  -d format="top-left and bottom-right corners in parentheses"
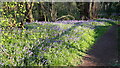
top-left (79, 25), bottom-right (118, 66)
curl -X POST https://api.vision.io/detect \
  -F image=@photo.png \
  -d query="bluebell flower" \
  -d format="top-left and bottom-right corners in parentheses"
top-left (40, 56), bottom-right (43, 58)
top-left (43, 48), bottom-right (46, 51)
top-left (53, 41), bottom-right (57, 42)
top-left (0, 62), bottom-right (4, 65)
top-left (34, 55), bottom-right (38, 57)
top-left (2, 45), bottom-right (4, 47)
top-left (29, 52), bottom-right (33, 56)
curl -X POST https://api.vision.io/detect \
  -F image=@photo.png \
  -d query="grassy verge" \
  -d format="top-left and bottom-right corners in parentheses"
top-left (0, 20), bottom-right (112, 66)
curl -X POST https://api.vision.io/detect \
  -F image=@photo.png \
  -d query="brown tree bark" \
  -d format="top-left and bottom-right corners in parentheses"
top-left (89, 1), bottom-right (100, 19)
top-left (51, 2), bottom-right (57, 21)
top-left (25, 2), bottom-right (34, 23)
top-left (92, 2), bottom-right (99, 19)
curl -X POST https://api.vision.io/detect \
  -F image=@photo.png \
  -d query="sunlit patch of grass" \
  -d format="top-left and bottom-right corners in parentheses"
top-left (0, 20), bottom-right (113, 66)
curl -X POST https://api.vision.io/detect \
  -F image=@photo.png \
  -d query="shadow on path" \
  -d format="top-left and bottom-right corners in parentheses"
top-left (80, 25), bottom-right (118, 66)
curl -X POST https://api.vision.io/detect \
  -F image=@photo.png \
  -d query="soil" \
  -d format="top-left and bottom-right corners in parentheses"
top-left (79, 25), bottom-right (118, 66)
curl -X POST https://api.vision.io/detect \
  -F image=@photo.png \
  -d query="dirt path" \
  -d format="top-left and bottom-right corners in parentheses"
top-left (79, 25), bottom-right (118, 66)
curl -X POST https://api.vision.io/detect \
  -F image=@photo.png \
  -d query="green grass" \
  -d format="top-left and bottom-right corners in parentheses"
top-left (0, 20), bottom-right (113, 66)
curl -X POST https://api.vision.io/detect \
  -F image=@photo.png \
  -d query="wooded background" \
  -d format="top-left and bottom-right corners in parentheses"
top-left (0, 2), bottom-right (120, 25)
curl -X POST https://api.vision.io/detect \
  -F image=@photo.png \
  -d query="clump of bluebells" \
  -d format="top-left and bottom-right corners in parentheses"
top-left (0, 19), bottom-right (112, 66)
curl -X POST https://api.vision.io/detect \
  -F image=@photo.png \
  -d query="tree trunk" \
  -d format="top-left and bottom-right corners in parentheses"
top-left (25, 2), bottom-right (34, 23)
top-left (89, 0), bottom-right (93, 19)
top-left (92, 2), bottom-right (99, 19)
top-left (89, 1), bottom-right (100, 19)
top-left (51, 2), bottom-right (57, 21)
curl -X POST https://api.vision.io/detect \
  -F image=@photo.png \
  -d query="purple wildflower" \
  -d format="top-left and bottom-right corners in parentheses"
top-left (43, 48), bottom-right (46, 51)
top-left (0, 62), bottom-right (4, 65)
